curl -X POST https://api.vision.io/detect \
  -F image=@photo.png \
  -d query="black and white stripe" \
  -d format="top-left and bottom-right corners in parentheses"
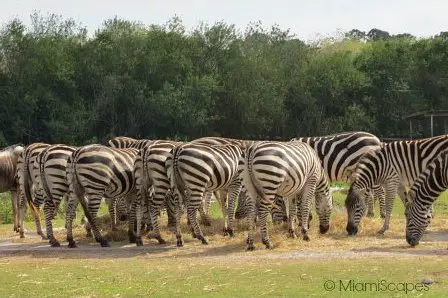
top-left (240, 141), bottom-right (333, 250)
top-left (405, 149), bottom-right (448, 247)
top-left (292, 131), bottom-right (384, 218)
top-left (65, 144), bottom-right (138, 248)
top-left (166, 141), bottom-right (244, 247)
top-left (35, 144), bottom-right (77, 247)
top-left (16, 142), bottom-right (50, 239)
top-left (133, 140), bottom-right (182, 246)
top-left (345, 135), bottom-right (448, 236)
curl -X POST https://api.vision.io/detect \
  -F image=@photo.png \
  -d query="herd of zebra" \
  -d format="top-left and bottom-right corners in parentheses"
top-left (0, 131), bottom-right (447, 250)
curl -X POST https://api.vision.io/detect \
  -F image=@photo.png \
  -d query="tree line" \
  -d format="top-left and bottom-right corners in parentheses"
top-left (1, 12), bottom-right (448, 147)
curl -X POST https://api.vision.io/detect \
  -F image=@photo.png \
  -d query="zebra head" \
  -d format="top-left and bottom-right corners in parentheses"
top-left (345, 185), bottom-right (368, 236)
top-left (405, 191), bottom-right (431, 247)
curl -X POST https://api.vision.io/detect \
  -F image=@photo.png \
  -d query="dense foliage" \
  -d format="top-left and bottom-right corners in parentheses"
top-left (1, 13), bottom-right (448, 146)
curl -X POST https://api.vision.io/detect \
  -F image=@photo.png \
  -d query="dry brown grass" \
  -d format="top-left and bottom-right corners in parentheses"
top-left (26, 211), bottom-right (443, 257)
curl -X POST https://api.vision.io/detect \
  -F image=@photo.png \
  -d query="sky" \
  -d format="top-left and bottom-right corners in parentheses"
top-left (1, 0), bottom-right (447, 40)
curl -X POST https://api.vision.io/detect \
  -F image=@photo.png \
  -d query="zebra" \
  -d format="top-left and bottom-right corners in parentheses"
top-left (291, 132), bottom-right (385, 218)
top-left (240, 140), bottom-right (333, 250)
top-left (33, 144), bottom-right (77, 246)
top-left (16, 142), bottom-right (50, 239)
top-left (405, 149), bottom-right (448, 247)
top-left (0, 144), bottom-right (25, 233)
top-left (236, 132), bottom-right (384, 223)
top-left (166, 141), bottom-right (246, 247)
top-left (345, 134), bottom-right (448, 236)
top-left (108, 136), bottom-right (179, 230)
top-left (133, 140), bottom-right (183, 246)
top-left (65, 144), bottom-right (138, 248)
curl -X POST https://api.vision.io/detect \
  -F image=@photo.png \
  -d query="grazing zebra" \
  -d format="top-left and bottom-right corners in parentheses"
top-left (65, 144), bottom-right (138, 248)
top-left (0, 144), bottom-right (25, 233)
top-left (108, 136), bottom-right (177, 231)
top-left (345, 135), bottom-right (448, 236)
top-left (189, 137), bottom-right (252, 231)
top-left (291, 132), bottom-right (385, 218)
top-left (133, 140), bottom-right (182, 246)
top-left (405, 149), bottom-right (448, 247)
top-left (166, 141), bottom-right (245, 247)
top-left (33, 144), bottom-right (76, 246)
top-left (16, 143), bottom-right (50, 239)
top-left (240, 141), bottom-right (333, 250)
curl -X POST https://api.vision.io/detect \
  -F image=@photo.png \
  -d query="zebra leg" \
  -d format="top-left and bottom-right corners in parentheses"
top-left (288, 196), bottom-right (298, 238)
top-left (147, 200), bottom-right (166, 245)
top-left (187, 193), bottom-right (208, 245)
top-left (11, 190), bottom-right (19, 233)
top-left (106, 197), bottom-right (118, 231)
top-left (224, 184), bottom-right (241, 237)
top-left (259, 200), bottom-right (274, 249)
top-left (377, 183), bottom-right (398, 235)
top-left (244, 190), bottom-right (257, 251)
top-left (43, 200), bottom-right (60, 247)
top-left (66, 191), bottom-right (79, 248)
top-left (374, 187), bottom-right (386, 219)
top-left (199, 192), bottom-right (213, 226)
top-left (300, 182), bottom-right (317, 241)
top-left (366, 190), bottom-right (375, 218)
top-left (127, 195), bottom-right (137, 243)
top-left (82, 195), bottom-right (109, 247)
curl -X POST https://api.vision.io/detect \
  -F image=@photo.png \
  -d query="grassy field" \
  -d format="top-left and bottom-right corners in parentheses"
top-left (0, 191), bottom-right (447, 297)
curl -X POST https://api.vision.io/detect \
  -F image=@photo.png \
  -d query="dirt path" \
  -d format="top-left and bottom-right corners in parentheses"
top-left (1, 229), bottom-right (447, 261)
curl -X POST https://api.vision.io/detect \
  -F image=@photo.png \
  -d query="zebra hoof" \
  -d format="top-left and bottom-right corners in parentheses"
top-left (246, 242), bottom-right (255, 251)
top-left (262, 239), bottom-right (274, 249)
top-left (136, 237), bottom-right (143, 247)
top-left (128, 231), bottom-right (136, 243)
top-left (380, 214), bottom-right (386, 219)
top-left (377, 230), bottom-right (386, 235)
top-left (288, 229), bottom-right (297, 238)
top-left (227, 229), bottom-right (234, 237)
top-left (199, 236), bottom-right (208, 245)
top-left (319, 225), bottom-right (330, 234)
top-left (176, 236), bottom-right (184, 247)
top-left (303, 235), bottom-right (310, 242)
top-left (156, 236), bottom-right (166, 245)
top-left (19, 233), bottom-right (25, 239)
top-left (100, 239), bottom-right (110, 247)
top-left (68, 241), bottom-right (77, 248)
top-left (50, 241), bottom-right (61, 248)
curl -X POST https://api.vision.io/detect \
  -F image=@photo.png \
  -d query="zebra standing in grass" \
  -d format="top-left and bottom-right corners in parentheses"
top-left (166, 141), bottom-right (246, 247)
top-left (405, 149), bottom-right (448, 247)
top-left (33, 144), bottom-right (77, 247)
top-left (0, 144), bottom-right (25, 233)
top-left (65, 144), bottom-right (139, 248)
top-left (240, 141), bottom-right (333, 251)
top-left (345, 135), bottom-right (448, 236)
top-left (133, 140), bottom-right (183, 246)
top-left (16, 142), bottom-right (50, 239)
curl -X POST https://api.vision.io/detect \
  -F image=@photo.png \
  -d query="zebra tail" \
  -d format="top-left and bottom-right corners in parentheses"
top-left (39, 148), bottom-right (55, 203)
top-left (241, 143), bottom-right (265, 205)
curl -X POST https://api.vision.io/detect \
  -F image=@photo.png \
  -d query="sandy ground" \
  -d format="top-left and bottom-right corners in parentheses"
top-left (1, 227), bottom-right (447, 261)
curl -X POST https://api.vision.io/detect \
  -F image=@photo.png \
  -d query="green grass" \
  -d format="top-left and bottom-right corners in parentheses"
top-left (1, 256), bottom-right (447, 297)
top-left (1, 190), bottom-right (448, 297)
